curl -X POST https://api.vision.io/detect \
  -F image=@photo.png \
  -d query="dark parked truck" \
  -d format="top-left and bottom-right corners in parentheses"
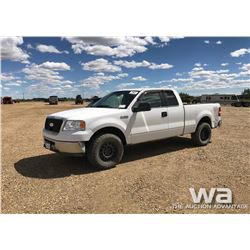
top-left (43, 88), bottom-right (222, 170)
top-left (75, 95), bottom-right (83, 105)
top-left (2, 96), bottom-right (13, 104)
top-left (49, 96), bottom-right (58, 105)
top-left (231, 100), bottom-right (250, 107)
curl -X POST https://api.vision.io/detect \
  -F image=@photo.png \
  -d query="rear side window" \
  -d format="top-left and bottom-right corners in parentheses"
top-left (138, 91), bottom-right (163, 108)
top-left (163, 91), bottom-right (179, 106)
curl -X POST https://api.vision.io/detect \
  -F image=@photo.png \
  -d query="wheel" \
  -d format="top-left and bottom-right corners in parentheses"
top-left (191, 123), bottom-right (212, 146)
top-left (243, 102), bottom-right (250, 107)
top-left (234, 102), bottom-right (242, 107)
top-left (87, 133), bottom-right (124, 170)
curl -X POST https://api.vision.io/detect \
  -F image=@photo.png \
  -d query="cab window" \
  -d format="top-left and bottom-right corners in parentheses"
top-left (163, 90), bottom-right (179, 106)
top-left (138, 91), bottom-right (163, 108)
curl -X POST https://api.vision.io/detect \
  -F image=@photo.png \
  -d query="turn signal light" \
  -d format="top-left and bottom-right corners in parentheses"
top-left (79, 121), bottom-right (86, 129)
top-left (218, 107), bottom-right (222, 116)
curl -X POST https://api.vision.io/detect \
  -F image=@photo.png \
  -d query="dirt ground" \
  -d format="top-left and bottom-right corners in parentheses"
top-left (1, 102), bottom-right (250, 213)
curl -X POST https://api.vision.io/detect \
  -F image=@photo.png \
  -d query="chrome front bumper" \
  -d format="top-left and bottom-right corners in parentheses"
top-left (44, 137), bottom-right (86, 154)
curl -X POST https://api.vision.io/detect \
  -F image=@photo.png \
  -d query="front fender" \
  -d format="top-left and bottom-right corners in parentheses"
top-left (88, 117), bottom-right (127, 136)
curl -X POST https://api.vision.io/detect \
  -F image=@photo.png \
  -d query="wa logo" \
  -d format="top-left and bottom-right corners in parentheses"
top-left (189, 188), bottom-right (232, 204)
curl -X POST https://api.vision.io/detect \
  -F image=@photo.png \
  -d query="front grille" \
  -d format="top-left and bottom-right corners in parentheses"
top-left (45, 118), bottom-right (63, 133)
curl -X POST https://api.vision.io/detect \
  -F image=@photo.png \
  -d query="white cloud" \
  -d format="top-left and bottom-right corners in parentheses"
top-left (0, 73), bottom-right (25, 88)
top-left (117, 73), bottom-right (128, 78)
top-left (82, 58), bottom-right (121, 72)
top-left (114, 60), bottom-right (173, 70)
top-left (51, 87), bottom-right (62, 90)
top-left (168, 78), bottom-right (192, 83)
top-left (27, 43), bottom-right (33, 49)
top-left (239, 71), bottom-right (250, 78)
top-left (192, 67), bottom-right (204, 71)
top-left (189, 67), bottom-right (233, 79)
top-left (26, 81), bottom-right (79, 97)
top-left (195, 63), bottom-right (201, 67)
top-left (149, 63), bottom-right (173, 70)
top-left (117, 82), bottom-right (135, 89)
top-left (62, 84), bottom-right (73, 89)
top-left (80, 72), bottom-right (127, 89)
top-left (22, 61), bottom-right (71, 84)
top-left (114, 60), bottom-right (151, 68)
top-left (195, 63), bottom-right (208, 67)
top-left (239, 63), bottom-right (250, 77)
top-left (62, 80), bottom-right (75, 85)
top-left (216, 69), bottom-right (229, 73)
top-left (5, 83), bottom-right (21, 87)
top-left (216, 40), bottom-right (222, 45)
top-left (241, 63), bottom-right (250, 71)
top-left (230, 48), bottom-right (250, 57)
top-left (175, 65), bottom-right (250, 91)
top-left (204, 40), bottom-right (210, 44)
top-left (64, 36), bottom-right (150, 57)
top-left (157, 36), bottom-right (184, 46)
top-left (144, 36), bottom-right (156, 44)
top-left (132, 76), bottom-right (147, 81)
top-left (0, 37), bottom-right (29, 63)
top-left (0, 73), bottom-right (16, 82)
top-left (40, 61), bottom-right (71, 71)
top-left (64, 36), bottom-right (183, 57)
top-left (80, 74), bottom-right (119, 89)
top-left (36, 44), bottom-right (69, 54)
top-left (158, 37), bottom-right (171, 43)
top-left (179, 77), bottom-right (250, 91)
top-left (221, 63), bottom-right (229, 67)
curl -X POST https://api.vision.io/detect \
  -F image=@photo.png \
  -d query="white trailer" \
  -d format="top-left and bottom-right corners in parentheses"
top-left (201, 94), bottom-right (239, 104)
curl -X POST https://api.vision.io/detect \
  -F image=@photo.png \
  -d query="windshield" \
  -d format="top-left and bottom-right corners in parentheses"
top-left (90, 90), bottom-right (139, 109)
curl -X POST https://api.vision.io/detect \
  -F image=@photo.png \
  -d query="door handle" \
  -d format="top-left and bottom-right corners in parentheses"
top-left (161, 111), bottom-right (168, 117)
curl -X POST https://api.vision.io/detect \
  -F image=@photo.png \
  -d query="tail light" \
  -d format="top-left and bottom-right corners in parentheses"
top-left (218, 107), bottom-right (222, 116)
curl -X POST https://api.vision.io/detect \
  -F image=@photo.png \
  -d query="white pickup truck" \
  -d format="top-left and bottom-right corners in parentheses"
top-left (43, 88), bottom-right (222, 169)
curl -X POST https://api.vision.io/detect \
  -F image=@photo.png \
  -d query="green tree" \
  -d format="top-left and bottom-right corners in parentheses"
top-left (241, 88), bottom-right (250, 95)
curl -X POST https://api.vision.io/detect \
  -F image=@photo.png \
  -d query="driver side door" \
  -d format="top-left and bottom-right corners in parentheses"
top-left (129, 90), bottom-right (169, 144)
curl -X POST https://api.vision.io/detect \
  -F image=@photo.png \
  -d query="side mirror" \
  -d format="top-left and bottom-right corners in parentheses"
top-left (132, 102), bottom-right (151, 112)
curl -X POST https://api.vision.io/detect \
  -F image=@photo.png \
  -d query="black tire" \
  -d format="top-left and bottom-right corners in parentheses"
top-left (191, 122), bottom-right (212, 146)
top-left (87, 133), bottom-right (124, 170)
top-left (234, 102), bottom-right (242, 107)
top-left (243, 102), bottom-right (250, 107)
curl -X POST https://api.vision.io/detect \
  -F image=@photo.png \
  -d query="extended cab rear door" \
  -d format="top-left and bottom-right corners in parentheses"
top-left (130, 90), bottom-right (169, 144)
top-left (162, 90), bottom-right (185, 137)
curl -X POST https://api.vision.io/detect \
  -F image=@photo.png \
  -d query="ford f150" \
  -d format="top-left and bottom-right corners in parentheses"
top-left (43, 88), bottom-right (222, 169)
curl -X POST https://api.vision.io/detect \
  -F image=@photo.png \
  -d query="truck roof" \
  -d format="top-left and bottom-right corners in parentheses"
top-left (120, 88), bottom-right (174, 92)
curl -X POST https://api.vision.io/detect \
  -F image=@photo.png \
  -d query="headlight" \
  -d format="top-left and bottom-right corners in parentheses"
top-left (63, 120), bottom-right (86, 131)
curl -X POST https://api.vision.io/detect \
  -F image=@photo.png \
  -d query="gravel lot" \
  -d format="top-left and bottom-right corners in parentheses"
top-left (1, 102), bottom-right (250, 213)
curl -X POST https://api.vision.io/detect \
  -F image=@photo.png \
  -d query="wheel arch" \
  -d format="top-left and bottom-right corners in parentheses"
top-left (196, 116), bottom-right (212, 130)
top-left (88, 126), bottom-right (127, 146)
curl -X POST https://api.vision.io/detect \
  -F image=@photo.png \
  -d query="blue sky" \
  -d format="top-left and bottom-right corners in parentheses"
top-left (0, 36), bottom-right (249, 98)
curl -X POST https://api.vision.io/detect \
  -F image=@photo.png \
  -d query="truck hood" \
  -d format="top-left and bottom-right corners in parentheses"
top-left (48, 107), bottom-right (127, 120)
